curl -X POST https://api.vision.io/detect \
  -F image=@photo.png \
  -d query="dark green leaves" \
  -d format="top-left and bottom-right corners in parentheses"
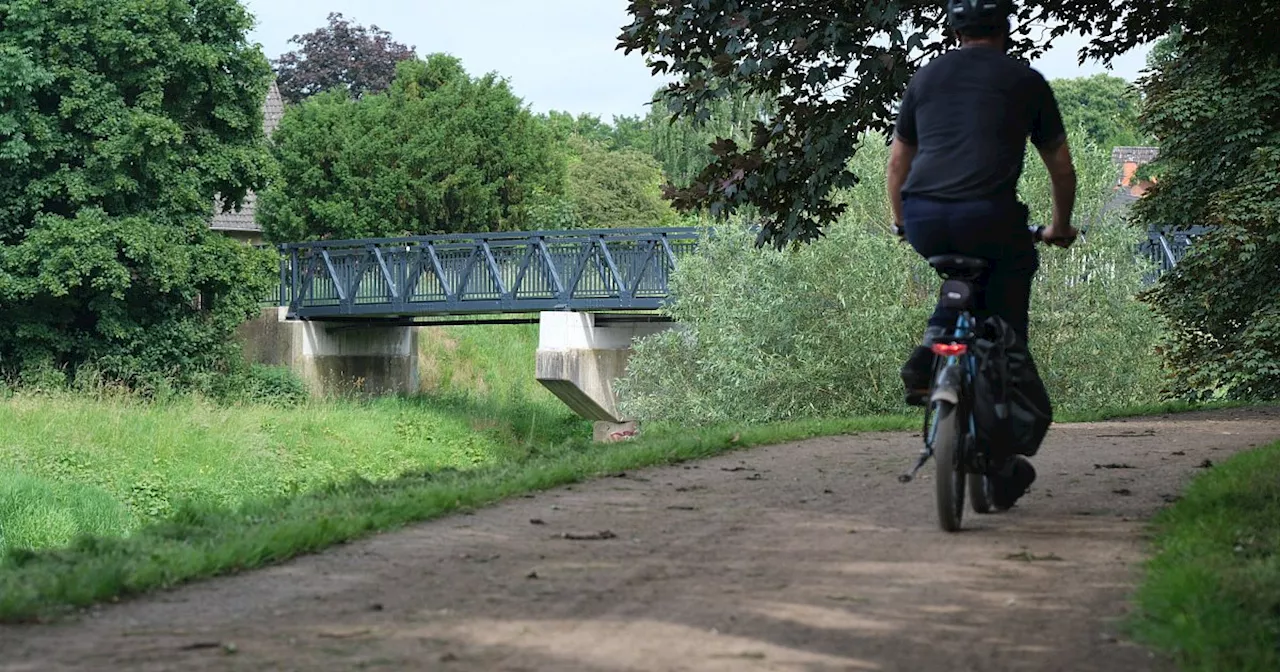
top-left (619, 0), bottom-right (1181, 248)
top-left (0, 0), bottom-right (276, 386)
top-left (259, 55), bottom-right (565, 242)
top-left (1137, 3), bottom-right (1280, 400)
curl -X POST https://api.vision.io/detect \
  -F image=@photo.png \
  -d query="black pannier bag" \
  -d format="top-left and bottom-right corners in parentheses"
top-left (970, 315), bottom-right (1053, 463)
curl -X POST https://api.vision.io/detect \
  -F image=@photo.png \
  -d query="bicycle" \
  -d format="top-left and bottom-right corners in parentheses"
top-left (892, 224), bottom-right (1063, 532)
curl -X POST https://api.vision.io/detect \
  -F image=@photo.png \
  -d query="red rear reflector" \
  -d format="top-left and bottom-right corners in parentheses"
top-left (931, 343), bottom-right (968, 357)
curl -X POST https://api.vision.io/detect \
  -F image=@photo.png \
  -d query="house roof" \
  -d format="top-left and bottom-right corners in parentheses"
top-left (210, 79), bottom-right (284, 234)
top-left (1112, 146), bottom-right (1160, 166)
top-left (262, 79), bottom-right (285, 136)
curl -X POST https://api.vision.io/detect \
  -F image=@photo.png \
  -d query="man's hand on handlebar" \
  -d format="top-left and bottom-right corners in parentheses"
top-left (1040, 222), bottom-right (1079, 249)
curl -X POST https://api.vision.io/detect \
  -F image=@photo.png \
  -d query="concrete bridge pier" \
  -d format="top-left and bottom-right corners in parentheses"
top-left (535, 312), bottom-right (674, 442)
top-left (238, 307), bottom-right (419, 397)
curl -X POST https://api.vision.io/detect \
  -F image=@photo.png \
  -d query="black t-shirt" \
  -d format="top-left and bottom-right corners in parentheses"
top-left (894, 46), bottom-right (1067, 201)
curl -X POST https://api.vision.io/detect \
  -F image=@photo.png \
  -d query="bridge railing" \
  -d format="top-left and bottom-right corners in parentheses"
top-left (277, 228), bottom-right (703, 318)
top-left (1140, 225), bottom-right (1214, 276)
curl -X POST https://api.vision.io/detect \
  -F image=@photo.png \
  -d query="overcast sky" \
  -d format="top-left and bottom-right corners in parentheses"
top-left (241, 0), bottom-right (1154, 120)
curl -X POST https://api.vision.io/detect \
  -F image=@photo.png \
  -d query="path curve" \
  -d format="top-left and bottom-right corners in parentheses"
top-left (3, 407), bottom-right (1278, 671)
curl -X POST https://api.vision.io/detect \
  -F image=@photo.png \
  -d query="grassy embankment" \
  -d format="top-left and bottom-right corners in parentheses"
top-left (0, 322), bottom-right (1248, 623)
top-left (0, 324), bottom-right (916, 622)
top-left (1130, 439), bottom-right (1280, 672)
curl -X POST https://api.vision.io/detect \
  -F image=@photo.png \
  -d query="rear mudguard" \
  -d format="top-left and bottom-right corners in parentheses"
top-left (930, 363), bottom-right (964, 406)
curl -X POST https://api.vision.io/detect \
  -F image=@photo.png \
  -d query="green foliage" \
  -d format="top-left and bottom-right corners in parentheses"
top-left (259, 55), bottom-right (565, 242)
top-left (527, 110), bottom-right (691, 230)
top-left (545, 89), bottom-right (774, 191)
top-left (619, 0), bottom-right (1188, 247)
top-left (205, 364), bottom-right (310, 407)
top-left (1132, 439), bottom-right (1280, 671)
top-left (1050, 74), bottom-right (1151, 150)
top-left (544, 110), bottom-right (619, 148)
top-left (564, 137), bottom-right (677, 229)
top-left (0, 0), bottom-right (277, 387)
top-left (619, 134), bottom-right (1163, 424)
top-left (1137, 1), bottom-right (1280, 400)
top-left (631, 89), bottom-right (776, 189)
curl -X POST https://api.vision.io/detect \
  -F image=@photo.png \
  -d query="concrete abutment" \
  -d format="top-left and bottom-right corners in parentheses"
top-left (237, 308), bottom-right (419, 397)
top-left (534, 312), bottom-right (675, 441)
top-left (237, 308), bottom-right (671, 441)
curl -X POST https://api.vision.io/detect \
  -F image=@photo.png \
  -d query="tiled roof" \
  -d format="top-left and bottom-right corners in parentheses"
top-left (211, 80), bottom-right (284, 234)
top-left (211, 192), bottom-right (262, 231)
top-left (262, 79), bottom-right (285, 136)
top-left (1112, 146), bottom-right (1160, 165)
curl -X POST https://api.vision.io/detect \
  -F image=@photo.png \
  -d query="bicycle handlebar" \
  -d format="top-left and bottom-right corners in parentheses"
top-left (890, 223), bottom-right (1077, 248)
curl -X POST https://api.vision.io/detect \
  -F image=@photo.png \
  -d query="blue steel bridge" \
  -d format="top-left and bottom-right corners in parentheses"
top-left (270, 225), bottom-right (1207, 321)
top-left (275, 228), bottom-right (701, 322)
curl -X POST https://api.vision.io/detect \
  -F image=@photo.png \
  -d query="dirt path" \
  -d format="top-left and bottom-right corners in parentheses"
top-left (3, 407), bottom-right (1278, 672)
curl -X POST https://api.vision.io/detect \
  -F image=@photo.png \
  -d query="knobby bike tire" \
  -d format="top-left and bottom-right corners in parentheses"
top-left (931, 400), bottom-right (965, 532)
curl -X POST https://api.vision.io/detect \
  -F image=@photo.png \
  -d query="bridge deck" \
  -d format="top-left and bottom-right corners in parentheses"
top-left (279, 228), bottom-right (701, 320)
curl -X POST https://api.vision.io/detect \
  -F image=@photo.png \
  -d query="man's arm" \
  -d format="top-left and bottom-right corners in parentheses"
top-left (1029, 72), bottom-right (1078, 247)
top-left (1036, 138), bottom-right (1078, 247)
top-left (887, 84), bottom-right (918, 234)
top-left (887, 136), bottom-right (917, 232)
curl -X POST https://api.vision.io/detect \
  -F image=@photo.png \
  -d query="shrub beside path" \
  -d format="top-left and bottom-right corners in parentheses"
top-left (3, 407), bottom-right (1277, 671)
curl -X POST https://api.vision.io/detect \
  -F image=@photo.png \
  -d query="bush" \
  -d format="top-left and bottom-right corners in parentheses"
top-left (232, 365), bottom-right (311, 406)
top-left (200, 363), bottom-right (310, 407)
top-left (618, 134), bottom-right (1164, 424)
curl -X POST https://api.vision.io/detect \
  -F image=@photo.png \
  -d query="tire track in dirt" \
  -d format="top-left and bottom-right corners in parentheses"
top-left (2, 407), bottom-right (1277, 672)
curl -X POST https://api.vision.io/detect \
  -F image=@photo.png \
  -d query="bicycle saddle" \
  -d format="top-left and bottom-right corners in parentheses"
top-left (928, 255), bottom-right (989, 275)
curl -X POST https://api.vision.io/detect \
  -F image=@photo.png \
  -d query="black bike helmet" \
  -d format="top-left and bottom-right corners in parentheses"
top-left (946, 0), bottom-right (1014, 32)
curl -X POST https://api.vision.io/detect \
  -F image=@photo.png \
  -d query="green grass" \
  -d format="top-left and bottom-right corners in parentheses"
top-left (0, 392), bottom-right (586, 559)
top-left (1130, 439), bottom-right (1280, 671)
top-left (1055, 399), bottom-right (1256, 424)
top-left (0, 410), bottom-right (914, 623)
top-left (417, 322), bottom-right (562, 409)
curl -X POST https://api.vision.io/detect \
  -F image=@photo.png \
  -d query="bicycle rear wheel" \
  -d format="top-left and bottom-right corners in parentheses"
top-left (969, 473), bottom-right (994, 514)
top-left (930, 400), bottom-right (965, 532)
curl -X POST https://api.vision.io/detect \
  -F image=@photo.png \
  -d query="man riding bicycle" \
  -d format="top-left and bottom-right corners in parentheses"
top-left (886, 0), bottom-right (1079, 508)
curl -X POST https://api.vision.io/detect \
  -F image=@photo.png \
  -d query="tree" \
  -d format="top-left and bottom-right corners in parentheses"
top-left (639, 88), bottom-right (775, 188)
top-left (273, 12), bottom-right (416, 104)
top-left (546, 89), bottom-right (774, 188)
top-left (1050, 74), bottom-right (1150, 150)
top-left (544, 111), bottom-right (617, 148)
top-left (1136, 6), bottom-right (1280, 400)
top-left (259, 55), bottom-right (566, 241)
top-left (564, 137), bottom-right (677, 229)
top-left (619, 0), bottom-right (1184, 248)
top-left (0, 0), bottom-right (276, 387)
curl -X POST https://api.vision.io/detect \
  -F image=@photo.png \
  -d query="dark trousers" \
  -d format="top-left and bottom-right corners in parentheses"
top-left (903, 195), bottom-right (1039, 342)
